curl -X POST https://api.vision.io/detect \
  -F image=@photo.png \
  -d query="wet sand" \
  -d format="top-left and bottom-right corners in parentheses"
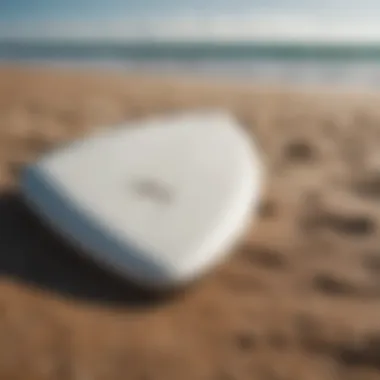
top-left (1, 65), bottom-right (380, 379)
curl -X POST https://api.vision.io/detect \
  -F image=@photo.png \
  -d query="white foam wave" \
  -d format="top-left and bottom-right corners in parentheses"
top-left (1, 11), bottom-right (380, 44)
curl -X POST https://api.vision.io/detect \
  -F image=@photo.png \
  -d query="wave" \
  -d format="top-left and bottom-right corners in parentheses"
top-left (1, 11), bottom-right (380, 44)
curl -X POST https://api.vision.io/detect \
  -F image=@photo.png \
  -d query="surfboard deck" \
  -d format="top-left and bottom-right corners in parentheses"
top-left (21, 111), bottom-right (263, 289)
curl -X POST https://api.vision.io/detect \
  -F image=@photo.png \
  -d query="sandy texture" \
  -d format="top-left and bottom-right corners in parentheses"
top-left (1, 65), bottom-right (380, 380)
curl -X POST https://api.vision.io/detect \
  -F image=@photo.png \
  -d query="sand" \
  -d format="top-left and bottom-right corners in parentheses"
top-left (1, 65), bottom-right (380, 380)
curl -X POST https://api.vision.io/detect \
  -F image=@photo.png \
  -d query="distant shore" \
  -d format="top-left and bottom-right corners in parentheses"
top-left (2, 50), bottom-right (380, 90)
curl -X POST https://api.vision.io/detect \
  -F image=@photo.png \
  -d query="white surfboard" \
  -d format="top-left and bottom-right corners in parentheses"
top-left (21, 111), bottom-right (263, 289)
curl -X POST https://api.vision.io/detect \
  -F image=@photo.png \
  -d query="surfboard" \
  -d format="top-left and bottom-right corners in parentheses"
top-left (21, 111), bottom-right (263, 289)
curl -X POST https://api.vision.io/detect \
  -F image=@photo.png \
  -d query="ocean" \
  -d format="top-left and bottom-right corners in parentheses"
top-left (2, 40), bottom-right (380, 88)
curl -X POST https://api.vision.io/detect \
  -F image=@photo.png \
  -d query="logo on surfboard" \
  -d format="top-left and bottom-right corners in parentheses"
top-left (131, 178), bottom-right (174, 205)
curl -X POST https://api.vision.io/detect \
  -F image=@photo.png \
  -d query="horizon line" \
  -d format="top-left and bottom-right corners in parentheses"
top-left (2, 38), bottom-right (380, 46)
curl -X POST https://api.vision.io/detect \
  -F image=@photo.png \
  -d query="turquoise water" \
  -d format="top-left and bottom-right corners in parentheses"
top-left (3, 41), bottom-right (380, 60)
top-left (2, 41), bottom-right (380, 87)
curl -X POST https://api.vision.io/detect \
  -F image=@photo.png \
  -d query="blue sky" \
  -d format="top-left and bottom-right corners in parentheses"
top-left (1, 1), bottom-right (380, 42)
top-left (0, 1), bottom-right (376, 19)
top-left (1, 0), bottom-right (379, 20)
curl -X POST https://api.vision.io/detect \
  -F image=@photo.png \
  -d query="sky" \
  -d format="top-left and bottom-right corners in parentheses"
top-left (1, 0), bottom-right (380, 42)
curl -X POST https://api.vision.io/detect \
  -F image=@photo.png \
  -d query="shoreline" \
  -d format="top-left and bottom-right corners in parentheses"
top-left (2, 60), bottom-right (380, 96)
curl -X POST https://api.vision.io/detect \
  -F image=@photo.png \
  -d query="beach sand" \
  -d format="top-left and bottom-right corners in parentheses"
top-left (1, 65), bottom-right (380, 379)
